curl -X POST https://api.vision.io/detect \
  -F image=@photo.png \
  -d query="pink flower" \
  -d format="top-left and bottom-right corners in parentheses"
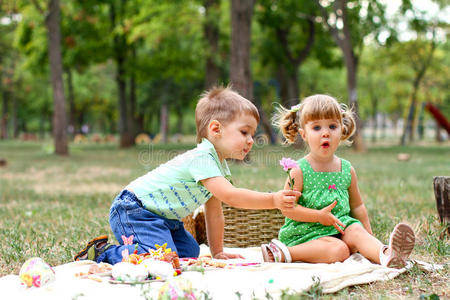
top-left (328, 184), bottom-right (336, 190)
top-left (279, 158), bottom-right (299, 172)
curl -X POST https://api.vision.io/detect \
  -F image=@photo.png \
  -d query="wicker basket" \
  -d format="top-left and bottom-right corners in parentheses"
top-left (222, 203), bottom-right (285, 247)
top-left (183, 204), bottom-right (285, 247)
top-left (182, 215), bottom-right (197, 240)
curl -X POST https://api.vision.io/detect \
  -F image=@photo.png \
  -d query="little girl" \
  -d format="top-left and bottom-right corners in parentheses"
top-left (261, 94), bottom-right (415, 268)
top-left (74, 86), bottom-right (300, 264)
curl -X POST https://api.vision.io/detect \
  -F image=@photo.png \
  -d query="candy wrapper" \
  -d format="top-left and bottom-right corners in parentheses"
top-left (19, 257), bottom-right (56, 288)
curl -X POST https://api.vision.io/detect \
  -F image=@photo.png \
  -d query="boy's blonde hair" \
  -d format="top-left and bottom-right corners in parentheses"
top-left (274, 94), bottom-right (356, 144)
top-left (195, 86), bottom-right (260, 143)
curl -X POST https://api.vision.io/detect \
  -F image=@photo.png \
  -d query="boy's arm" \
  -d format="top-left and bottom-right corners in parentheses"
top-left (280, 167), bottom-right (346, 234)
top-left (200, 177), bottom-right (300, 210)
top-left (348, 167), bottom-right (373, 234)
top-left (204, 196), bottom-right (244, 259)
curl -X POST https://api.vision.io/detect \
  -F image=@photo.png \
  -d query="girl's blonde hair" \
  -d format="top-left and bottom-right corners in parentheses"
top-left (273, 94), bottom-right (356, 144)
top-left (195, 86), bottom-right (260, 143)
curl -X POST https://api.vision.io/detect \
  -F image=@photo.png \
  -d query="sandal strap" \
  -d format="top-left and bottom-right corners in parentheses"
top-left (267, 243), bottom-right (283, 262)
top-left (271, 239), bottom-right (292, 263)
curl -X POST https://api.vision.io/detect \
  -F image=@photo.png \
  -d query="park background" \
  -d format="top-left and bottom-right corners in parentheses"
top-left (0, 0), bottom-right (449, 299)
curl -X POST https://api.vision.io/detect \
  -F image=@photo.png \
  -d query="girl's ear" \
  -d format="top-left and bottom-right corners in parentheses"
top-left (208, 120), bottom-right (222, 137)
top-left (299, 128), bottom-right (306, 141)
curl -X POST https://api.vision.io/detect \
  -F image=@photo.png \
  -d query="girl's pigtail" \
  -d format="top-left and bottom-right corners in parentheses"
top-left (340, 104), bottom-right (356, 142)
top-left (273, 105), bottom-right (300, 144)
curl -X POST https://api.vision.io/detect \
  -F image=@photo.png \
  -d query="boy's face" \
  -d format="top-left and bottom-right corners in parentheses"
top-left (214, 113), bottom-right (258, 161)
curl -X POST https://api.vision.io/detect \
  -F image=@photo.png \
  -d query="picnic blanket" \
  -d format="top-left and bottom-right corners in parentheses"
top-left (0, 245), bottom-right (443, 300)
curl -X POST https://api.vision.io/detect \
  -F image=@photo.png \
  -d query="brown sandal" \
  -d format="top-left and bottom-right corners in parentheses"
top-left (74, 235), bottom-right (108, 261)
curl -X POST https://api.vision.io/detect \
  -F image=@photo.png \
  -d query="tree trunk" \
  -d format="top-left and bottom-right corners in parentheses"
top-left (401, 79), bottom-right (419, 145)
top-left (46, 0), bottom-right (68, 155)
top-left (160, 102), bottom-right (169, 144)
top-left (176, 108), bottom-right (183, 134)
top-left (1, 89), bottom-right (8, 139)
top-left (110, 1), bottom-right (133, 148)
top-left (129, 45), bottom-right (138, 138)
top-left (230, 0), bottom-right (254, 100)
top-left (66, 68), bottom-right (76, 136)
top-left (204, 0), bottom-right (220, 89)
top-left (344, 52), bottom-right (365, 151)
top-left (315, 0), bottom-right (365, 152)
top-left (12, 78), bottom-right (19, 138)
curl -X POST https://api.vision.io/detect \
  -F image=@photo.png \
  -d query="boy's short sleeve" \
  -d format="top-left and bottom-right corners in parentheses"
top-left (189, 152), bottom-right (224, 183)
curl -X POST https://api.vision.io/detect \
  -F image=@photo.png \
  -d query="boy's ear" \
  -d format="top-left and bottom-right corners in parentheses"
top-left (208, 120), bottom-right (222, 137)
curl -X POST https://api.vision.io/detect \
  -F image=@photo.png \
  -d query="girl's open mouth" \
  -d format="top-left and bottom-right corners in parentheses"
top-left (321, 142), bottom-right (330, 148)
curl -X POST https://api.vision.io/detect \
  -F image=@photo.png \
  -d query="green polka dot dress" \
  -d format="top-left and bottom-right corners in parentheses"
top-left (279, 157), bottom-right (361, 247)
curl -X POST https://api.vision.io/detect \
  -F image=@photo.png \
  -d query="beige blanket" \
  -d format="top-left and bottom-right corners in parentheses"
top-left (0, 245), bottom-right (442, 300)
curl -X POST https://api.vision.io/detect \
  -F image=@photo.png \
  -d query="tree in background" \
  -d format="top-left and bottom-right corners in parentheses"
top-left (256, 1), bottom-right (318, 107)
top-left (393, 0), bottom-right (444, 145)
top-left (31, 0), bottom-right (68, 155)
top-left (230, 0), bottom-right (254, 100)
top-left (313, 0), bottom-right (387, 152)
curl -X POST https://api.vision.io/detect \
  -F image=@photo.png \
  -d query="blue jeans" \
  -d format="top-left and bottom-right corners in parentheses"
top-left (97, 190), bottom-right (200, 264)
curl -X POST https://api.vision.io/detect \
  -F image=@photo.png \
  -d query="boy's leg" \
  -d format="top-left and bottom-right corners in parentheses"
top-left (99, 190), bottom-right (179, 264)
top-left (171, 220), bottom-right (200, 258)
top-left (341, 223), bottom-right (383, 263)
top-left (288, 236), bottom-right (350, 263)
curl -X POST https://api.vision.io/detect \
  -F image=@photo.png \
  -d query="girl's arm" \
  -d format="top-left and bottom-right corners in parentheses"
top-left (348, 167), bottom-right (373, 234)
top-left (200, 177), bottom-right (300, 210)
top-left (280, 167), bottom-right (346, 234)
top-left (204, 196), bottom-right (244, 259)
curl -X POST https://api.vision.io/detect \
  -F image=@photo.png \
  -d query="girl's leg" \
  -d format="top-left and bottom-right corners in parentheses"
top-left (341, 223), bottom-right (383, 264)
top-left (288, 236), bottom-right (350, 263)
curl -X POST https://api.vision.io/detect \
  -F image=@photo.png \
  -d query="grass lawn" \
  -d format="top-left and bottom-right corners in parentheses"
top-left (0, 139), bottom-right (449, 299)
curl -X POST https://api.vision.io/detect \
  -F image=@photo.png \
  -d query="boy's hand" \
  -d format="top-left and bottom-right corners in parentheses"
top-left (213, 252), bottom-right (245, 259)
top-left (273, 190), bottom-right (301, 210)
top-left (318, 201), bottom-right (346, 234)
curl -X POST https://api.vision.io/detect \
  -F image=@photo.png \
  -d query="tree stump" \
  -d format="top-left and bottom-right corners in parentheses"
top-left (433, 176), bottom-right (449, 234)
top-left (0, 158), bottom-right (6, 167)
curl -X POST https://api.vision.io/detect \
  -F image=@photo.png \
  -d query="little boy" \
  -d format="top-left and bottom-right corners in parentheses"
top-left (75, 86), bottom-right (300, 264)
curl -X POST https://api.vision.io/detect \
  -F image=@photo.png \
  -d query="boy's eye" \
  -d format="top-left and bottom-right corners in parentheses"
top-left (241, 130), bottom-right (247, 135)
top-left (313, 125), bottom-right (321, 131)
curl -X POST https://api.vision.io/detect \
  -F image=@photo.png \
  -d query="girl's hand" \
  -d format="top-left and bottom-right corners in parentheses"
top-left (318, 201), bottom-right (346, 234)
top-left (273, 190), bottom-right (301, 210)
top-left (213, 252), bottom-right (245, 259)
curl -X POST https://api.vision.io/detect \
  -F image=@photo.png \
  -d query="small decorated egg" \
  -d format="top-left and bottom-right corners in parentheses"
top-left (141, 259), bottom-right (174, 280)
top-left (19, 257), bottom-right (56, 288)
top-left (111, 262), bottom-right (147, 282)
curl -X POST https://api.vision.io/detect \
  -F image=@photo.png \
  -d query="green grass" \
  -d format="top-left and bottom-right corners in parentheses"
top-left (0, 139), bottom-right (449, 299)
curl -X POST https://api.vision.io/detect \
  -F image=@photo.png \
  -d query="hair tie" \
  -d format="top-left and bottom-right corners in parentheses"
top-left (290, 104), bottom-right (300, 113)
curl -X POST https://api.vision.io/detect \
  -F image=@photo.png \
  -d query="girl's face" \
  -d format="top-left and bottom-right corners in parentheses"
top-left (300, 118), bottom-right (342, 160)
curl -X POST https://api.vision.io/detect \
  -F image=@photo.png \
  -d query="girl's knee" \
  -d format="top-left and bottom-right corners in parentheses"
top-left (328, 241), bottom-right (350, 262)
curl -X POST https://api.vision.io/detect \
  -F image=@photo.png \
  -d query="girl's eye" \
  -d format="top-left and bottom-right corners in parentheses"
top-left (313, 126), bottom-right (321, 131)
top-left (330, 124), bottom-right (337, 130)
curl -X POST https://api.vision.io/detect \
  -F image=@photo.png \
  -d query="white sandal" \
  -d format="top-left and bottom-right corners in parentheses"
top-left (380, 223), bottom-right (415, 268)
top-left (261, 239), bottom-right (292, 263)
